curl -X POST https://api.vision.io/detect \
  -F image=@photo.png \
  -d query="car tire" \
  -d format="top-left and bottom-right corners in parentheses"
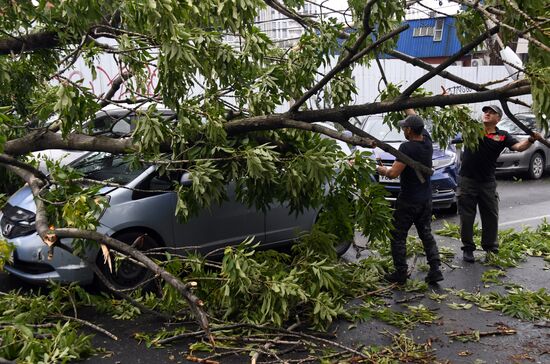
top-left (444, 202), bottom-right (458, 215)
top-left (95, 231), bottom-right (161, 291)
top-left (527, 152), bottom-right (545, 179)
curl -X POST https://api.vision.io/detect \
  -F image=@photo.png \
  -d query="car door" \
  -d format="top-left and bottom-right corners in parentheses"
top-left (264, 203), bottom-right (317, 247)
top-left (171, 177), bottom-right (265, 255)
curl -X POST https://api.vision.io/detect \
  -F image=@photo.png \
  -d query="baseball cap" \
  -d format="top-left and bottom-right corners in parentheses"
top-left (398, 115), bottom-right (424, 128)
top-left (482, 105), bottom-right (503, 118)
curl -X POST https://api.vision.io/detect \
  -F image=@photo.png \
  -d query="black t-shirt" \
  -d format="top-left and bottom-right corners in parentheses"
top-left (460, 128), bottom-right (518, 182)
top-left (397, 130), bottom-right (433, 202)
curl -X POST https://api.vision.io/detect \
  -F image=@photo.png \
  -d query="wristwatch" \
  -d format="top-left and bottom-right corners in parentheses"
top-left (528, 136), bottom-right (535, 143)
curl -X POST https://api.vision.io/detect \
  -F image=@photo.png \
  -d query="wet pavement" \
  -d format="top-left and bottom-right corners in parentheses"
top-left (74, 231), bottom-right (549, 364)
top-left (338, 231), bottom-right (550, 364)
top-left (2, 177), bottom-right (549, 363)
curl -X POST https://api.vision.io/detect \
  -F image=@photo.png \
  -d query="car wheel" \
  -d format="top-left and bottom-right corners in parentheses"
top-left (95, 231), bottom-right (161, 291)
top-left (527, 152), bottom-right (545, 179)
top-left (444, 202), bottom-right (458, 215)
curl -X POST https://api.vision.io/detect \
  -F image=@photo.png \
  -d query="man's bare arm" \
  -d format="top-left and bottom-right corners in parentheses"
top-left (377, 160), bottom-right (406, 179)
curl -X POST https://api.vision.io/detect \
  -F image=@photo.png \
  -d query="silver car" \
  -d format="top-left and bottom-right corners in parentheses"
top-left (496, 113), bottom-right (550, 179)
top-left (1, 115), bottom-right (351, 288)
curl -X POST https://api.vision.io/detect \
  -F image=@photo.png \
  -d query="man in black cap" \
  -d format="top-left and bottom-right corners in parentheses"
top-left (376, 114), bottom-right (443, 284)
top-left (458, 104), bottom-right (543, 262)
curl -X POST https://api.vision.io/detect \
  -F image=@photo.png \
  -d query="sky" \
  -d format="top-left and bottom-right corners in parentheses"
top-left (323, 0), bottom-right (461, 20)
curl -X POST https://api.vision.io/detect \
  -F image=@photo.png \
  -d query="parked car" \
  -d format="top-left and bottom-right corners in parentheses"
top-left (1, 112), bottom-right (352, 288)
top-left (360, 118), bottom-right (459, 212)
top-left (496, 113), bottom-right (550, 179)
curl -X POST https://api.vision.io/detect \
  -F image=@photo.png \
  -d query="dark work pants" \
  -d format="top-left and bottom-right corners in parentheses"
top-left (457, 176), bottom-right (499, 252)
top-left (390, 198), bottom-right (440, 273)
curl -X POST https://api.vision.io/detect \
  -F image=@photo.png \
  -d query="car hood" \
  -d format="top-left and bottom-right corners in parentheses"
top-left (7, 186), bottom-right (37, 213)
top-left (6, 184), bottom-right (115, 214)
top-left (32, 150), bottom-right (89, 173)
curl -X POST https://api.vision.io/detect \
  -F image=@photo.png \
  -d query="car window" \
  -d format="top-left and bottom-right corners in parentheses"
top-left (91, 114), bottom-right (134, 136)
top-left (497, 115), bottom-right (538, 135)
top-left (71, 152), bottom-right (146, 184)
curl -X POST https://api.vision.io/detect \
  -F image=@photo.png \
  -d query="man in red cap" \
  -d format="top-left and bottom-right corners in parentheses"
top-left (458, 104), bottom-right (543, 262)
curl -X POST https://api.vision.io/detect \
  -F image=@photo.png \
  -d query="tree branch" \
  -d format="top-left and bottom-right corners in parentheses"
top-left (288, 0), bottom-right (379, 113)
top-left (499, 100), bottom-right (550, 148)
top-left (0, 153), bottom-right (48, 181)
top-left (264, 0), bottom-right (310, 29)
top-left (386, 49), bottom-right (531, 108)
top-left (0, 31), bottom-right (59, 55)
top-left (99, 71), bottom-right (133, 106)
top-left (292, 80), bottom-right (530, 122)
top-left (3, 130), bottom-right (136, 156)
top-left (455, 0), bottom-right (550, 53)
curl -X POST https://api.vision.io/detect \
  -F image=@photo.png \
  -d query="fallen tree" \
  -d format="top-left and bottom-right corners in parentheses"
top-left (0, 0), bottom-right (548, 352)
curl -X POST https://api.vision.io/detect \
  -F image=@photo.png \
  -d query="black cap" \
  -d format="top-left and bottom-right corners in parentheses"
top-left (482, 105), bottom-right (503, 118)
top-left (399, 115), bottom-right (424, 128)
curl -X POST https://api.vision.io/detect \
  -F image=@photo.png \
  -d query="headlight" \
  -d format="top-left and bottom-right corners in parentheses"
top-left (95, 195), bottom-right (111, 220)
top-left (433, 154), bottom-right (456, 170)
top-left (501, 147), bottom-right (517, 154)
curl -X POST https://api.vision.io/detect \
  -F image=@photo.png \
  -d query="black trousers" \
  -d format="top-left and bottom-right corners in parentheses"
top-left (457, 176), bottom-right (499, 252)
top-left (390, 198), bottom-right (440, 272)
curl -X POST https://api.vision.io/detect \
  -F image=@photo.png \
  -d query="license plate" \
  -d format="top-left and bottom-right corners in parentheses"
top-left (379, 175), bottom-right (400, 183)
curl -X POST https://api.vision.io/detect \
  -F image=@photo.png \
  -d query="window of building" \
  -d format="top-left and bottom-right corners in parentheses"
top-left (413, 26), bottom-right (434, 37)
top-left (433, 19), bottom-right (444, 41)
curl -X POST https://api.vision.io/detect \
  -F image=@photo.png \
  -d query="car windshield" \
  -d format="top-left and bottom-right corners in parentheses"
top-left (497, 115), bottom-right (538, 135)
top-left (71, 152), bottom-right (147, 185)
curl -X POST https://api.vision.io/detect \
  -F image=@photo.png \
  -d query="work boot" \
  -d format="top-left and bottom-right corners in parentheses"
top-left (425, 268), bottom-right (444, 284)
top-left (384, 271), bottom-right (408, 285)
top-left (484, 250), bottom-right (498, 263)
top-left (463, 250), bottom-right (475, 263)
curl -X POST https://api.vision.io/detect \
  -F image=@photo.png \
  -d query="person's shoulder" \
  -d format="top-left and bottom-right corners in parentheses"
top-left (398, 141), bottom-right (414, 155)
top-left (399, 140), bottom-right (411, 149)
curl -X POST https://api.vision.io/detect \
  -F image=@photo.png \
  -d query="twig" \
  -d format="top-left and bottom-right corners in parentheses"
top-left (185, 356), bottom-right (219, 364)
top-left (251, 320), bottom-right (301, 364)
top-left (395, 294), bottom-right (425, 304)
top-left (53, 314), bottom-right (119, 341)
top-left (447, 327), bottom-right (517, 338)
top-left (272, 327), bottom-right (369, 359)
top-left (357, 284), bottom-right (396, 299)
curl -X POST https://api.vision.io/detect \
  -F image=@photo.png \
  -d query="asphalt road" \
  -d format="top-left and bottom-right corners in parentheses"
top-left (1, 175), bottom-right (549, 363)
top-left (431, 174), bottom-right (550, 233)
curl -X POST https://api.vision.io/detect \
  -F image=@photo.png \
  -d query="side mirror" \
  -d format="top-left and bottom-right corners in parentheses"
top-left (179, 172), bottom-right (192, 186)
top-left (450, 134), bottom-right (463, 144)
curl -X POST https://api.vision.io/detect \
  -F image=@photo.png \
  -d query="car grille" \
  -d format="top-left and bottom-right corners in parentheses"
top-left (1, 204), bottom-right (36, 239)
top-left (11, 251), bottom-right (55, 274)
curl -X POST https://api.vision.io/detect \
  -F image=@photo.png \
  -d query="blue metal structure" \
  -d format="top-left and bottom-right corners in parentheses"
top-left (387, 17), bottom-right (462, 58)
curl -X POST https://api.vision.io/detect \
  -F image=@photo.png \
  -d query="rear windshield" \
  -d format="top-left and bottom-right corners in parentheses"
top-left (364, 119), bottom-right (406, 142)
top-left (497, 115), bottom-right (538, 135)
top-left (71, 152), bottom-right (146, 185)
